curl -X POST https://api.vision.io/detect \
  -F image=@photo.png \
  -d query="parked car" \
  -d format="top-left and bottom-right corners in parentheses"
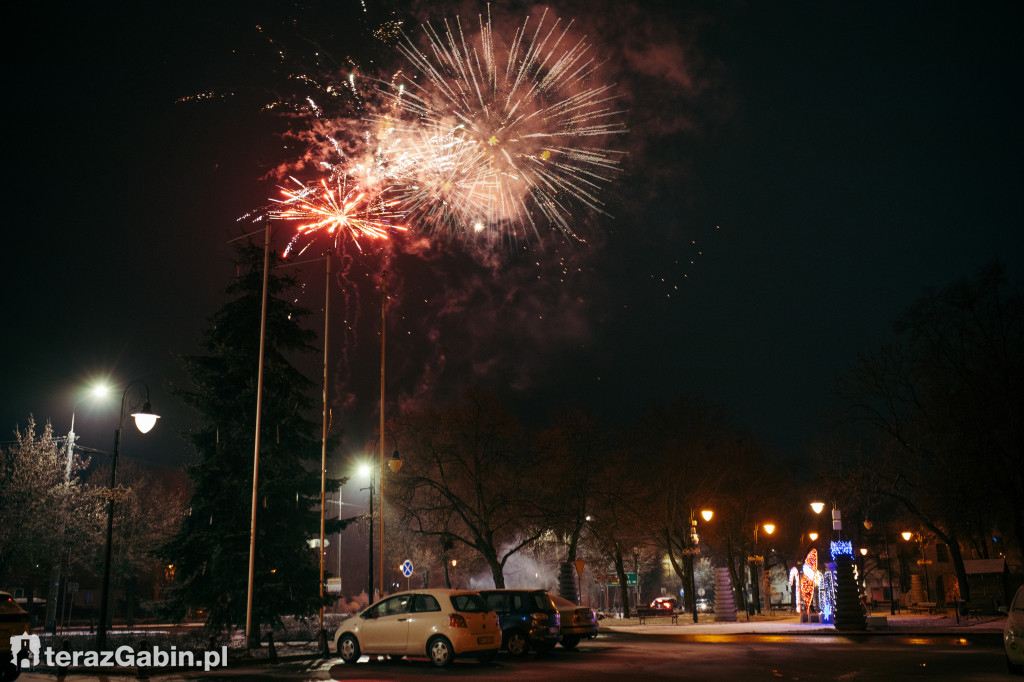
top-left (478, 589), bottom-right (561, 656)
top-left (650, 597), bottom-right (677, 611)
top-left (696, 598), bottom-right (714, 613)
top-left (1001, 584), bottom-right (1024, 674)
top-left (1, 591), bottom-right (30, 680)
top-left (550, 595), bottom-right (598, 648)
top-left (333, 589), bottom-right (500, 668)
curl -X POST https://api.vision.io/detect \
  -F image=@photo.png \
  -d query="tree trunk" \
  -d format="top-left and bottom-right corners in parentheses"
top-left (484, 550), bottom-right (505, 588)
top-left (949, 541), bottom-right (970, 603)
top-left (614, 546), bottom-right (631, 618)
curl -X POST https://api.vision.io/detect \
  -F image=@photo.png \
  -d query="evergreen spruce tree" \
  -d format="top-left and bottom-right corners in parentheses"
top-left (159, 242), bottom-right (338, 634)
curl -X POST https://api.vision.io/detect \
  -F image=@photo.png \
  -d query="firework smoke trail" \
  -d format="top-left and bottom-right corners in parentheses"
top-left (271, 175), bottom-right (408, 257)
top-left (376, 7), bottom-right (627, 241)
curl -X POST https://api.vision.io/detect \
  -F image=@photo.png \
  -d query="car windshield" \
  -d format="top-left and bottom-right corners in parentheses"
top-left (450, 593), bottom-right (489, 613)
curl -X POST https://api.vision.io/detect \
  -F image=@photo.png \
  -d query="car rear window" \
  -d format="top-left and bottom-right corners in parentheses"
top-left (532, 592), bottom-right (556, 611)
top-left (450, 593), bottom-right (489, 613)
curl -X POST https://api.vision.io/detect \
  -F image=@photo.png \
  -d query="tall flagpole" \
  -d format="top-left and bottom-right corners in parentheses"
top-left (245, 222), bottom-right (271, 650)
top-left (318, 252), bottom-right (331, 638)
top-left (378, 270), bottom-right (387, 600)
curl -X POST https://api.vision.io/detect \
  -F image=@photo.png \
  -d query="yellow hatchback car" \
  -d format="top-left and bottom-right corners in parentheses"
top-left (334, 589), bottom-right (500, 667)
top-left (1, 591), bottom-right (31, 679)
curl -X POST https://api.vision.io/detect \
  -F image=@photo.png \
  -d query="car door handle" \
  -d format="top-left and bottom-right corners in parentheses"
top-left (398, 618), bottom-right (408, 622)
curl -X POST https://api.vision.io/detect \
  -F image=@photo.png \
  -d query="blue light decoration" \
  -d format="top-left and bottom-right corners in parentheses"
top-left (820, 567), bottom-right (837, 623)
top-left (820, 541), bottom-right (853, 623)
top-left (830, 540), bottom-right (853, 560)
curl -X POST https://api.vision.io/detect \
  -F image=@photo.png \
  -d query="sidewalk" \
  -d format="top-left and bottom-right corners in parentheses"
top-left (600, 609), bottom-right (1006, 635)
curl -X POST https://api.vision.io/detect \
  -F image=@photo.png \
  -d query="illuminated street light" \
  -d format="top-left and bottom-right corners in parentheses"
top-left (97, 380), bottom-right (159, 650)
top-left (46, 383), bottom-right (112, 634)
top-left (65, 383), bottom-right (111, 479)
top-left (809, 532), bottom-right (819, 542)
top-left (810, 502), bottom-right (825, 515)
top-left (750, 522), bottom-right (776, 615)
top-left (685, 508), bottom-right (712, 623)
top-left (359, 462), bottom-right (375, 599)
top-left (372, 435), bottom-right (401, 599)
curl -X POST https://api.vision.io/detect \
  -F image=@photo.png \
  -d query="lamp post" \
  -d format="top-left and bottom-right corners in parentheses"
top-left (65, 384), bottom-right (111, 481)
top-left (359, 439), bottom-right (402, 602)
top-left (883, 521), bottom-right (896, 615)
top-left (359, 463), bottom-right (375, 600)
top-left (762, 524), bottom-right (775, 613)
top-left (683, 509), bottom-right (713, 623)
top-left (371, 434), bottom-right (402, 600)
top-left (900, 531), bottom-right (912, 607)
top-left (749, 522), bottom-right (775, 615)
top-left (46, 384), bottom-right (110, 634)
top-left (97, 380), bottom-right (159, 650)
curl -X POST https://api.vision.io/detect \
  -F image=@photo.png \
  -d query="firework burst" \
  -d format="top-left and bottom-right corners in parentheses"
top-left (379, 7), bottom-right (627, 241)
top-left (271, 175), bottom-right (407, 256)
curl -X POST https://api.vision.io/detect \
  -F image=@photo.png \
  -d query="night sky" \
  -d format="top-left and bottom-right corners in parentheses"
top-left (4, 1), bottom-right (1021, 472)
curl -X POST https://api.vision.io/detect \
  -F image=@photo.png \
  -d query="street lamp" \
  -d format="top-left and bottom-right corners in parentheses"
top-left (749, 522), bottom-right (775, 615)
top-left (65, 383), bottom-right (111, 480)
top-left (762, 523), bottom-right (775, 613)
top-left (900, 531), bottom-right (912, 607)
top-left (46, 383), bottom-right (111, 633)
top-left (374, 434), bottom-right (402, 600)
top-left (684, 509), bottom-right (713, 623)
top-left (359, 463), bottom-right (375, 600)
top-left (97, 380), bottom-right (159, 650)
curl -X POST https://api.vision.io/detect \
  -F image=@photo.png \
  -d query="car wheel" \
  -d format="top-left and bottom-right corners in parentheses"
top-left (427, 636), bottom-right (454, 667)
top-left (560, 635), bottom-right (580, 649)
top-left (506, 631), bottom-right (530, 657)
top-left (337, 634), bottom-right (360, 664)
top-left (477, 649), bottom-right (497, 664)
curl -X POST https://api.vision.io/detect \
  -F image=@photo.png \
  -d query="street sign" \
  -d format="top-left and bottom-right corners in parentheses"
top-left (574, 559), bottom-right (585, 576)
top-left (604, 572), bottom-right (638, 587)
top-left (400, 560), bottom-right (414, 578)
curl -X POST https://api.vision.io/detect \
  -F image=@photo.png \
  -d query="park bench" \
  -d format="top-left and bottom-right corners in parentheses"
top-left (908, 601), bottom-right (939, 614)
top-left (635, 608), bottom-right (679, 625)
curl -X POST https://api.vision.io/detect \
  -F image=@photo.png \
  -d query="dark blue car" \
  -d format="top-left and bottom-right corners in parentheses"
top-left (478, 589), bottom-right (561, 656)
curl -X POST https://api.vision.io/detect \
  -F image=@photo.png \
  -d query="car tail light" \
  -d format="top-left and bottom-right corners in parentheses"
top-left (449, 613), bottom-right (468, 628)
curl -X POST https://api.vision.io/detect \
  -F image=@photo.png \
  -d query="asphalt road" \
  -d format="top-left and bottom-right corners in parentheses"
top-left (14, 630), bottom-right (1010, 681)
